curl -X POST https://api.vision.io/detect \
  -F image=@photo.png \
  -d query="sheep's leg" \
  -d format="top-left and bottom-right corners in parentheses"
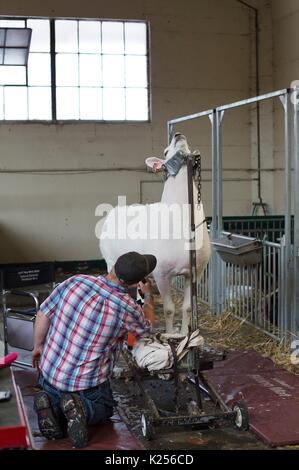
top-left (181, 277), bottom-right (191, 335)
top-left (154, 273), bottom-right (175, 333)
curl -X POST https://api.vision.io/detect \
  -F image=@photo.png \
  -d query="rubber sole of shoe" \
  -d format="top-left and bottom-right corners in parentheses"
top-left (34, 392), bottom-right (64, 440)
top-left (61, 395), bottom-right (88, 449)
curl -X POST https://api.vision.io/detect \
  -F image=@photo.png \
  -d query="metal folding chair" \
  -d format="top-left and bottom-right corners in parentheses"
top-left (0, 262), bottom-right (55, 369)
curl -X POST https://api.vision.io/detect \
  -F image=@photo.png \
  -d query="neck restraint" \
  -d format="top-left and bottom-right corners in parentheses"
top-left (162, 150), bottom-right (201, 180)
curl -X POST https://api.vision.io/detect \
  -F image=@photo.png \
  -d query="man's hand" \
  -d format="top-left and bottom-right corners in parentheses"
top-left (31, 346), bottom-right (43, 370)
top-left (138, 279), bottom-right (154, 326)
top-left (138, 278), bottom-right (153, 296)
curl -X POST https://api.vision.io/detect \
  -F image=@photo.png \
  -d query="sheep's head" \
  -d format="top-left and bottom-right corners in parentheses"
top-left (146, 133), bottom-right (190, 174)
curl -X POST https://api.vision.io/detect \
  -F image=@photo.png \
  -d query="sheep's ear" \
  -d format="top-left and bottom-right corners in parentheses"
top-left (145, 157), bottom-right (164, 173)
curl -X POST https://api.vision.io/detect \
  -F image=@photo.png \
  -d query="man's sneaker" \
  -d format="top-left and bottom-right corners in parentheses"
top-left (34, 391), bottom-right (64, 440)
top-left (60, 393), bottom-right (88, 448)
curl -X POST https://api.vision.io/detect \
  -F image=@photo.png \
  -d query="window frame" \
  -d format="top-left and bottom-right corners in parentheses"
top-left (0, 16), bottom-right (151, 123)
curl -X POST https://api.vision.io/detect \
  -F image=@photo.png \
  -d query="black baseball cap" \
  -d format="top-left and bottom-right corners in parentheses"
top-left (114, 252), bottom-right (157, 285)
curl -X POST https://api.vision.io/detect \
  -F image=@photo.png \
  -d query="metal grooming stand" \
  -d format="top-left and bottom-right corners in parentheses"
top-left (122, 153), bottom-right (249, 440)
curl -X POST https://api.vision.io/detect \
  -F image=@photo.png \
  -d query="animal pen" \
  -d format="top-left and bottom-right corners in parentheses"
top-left (168, 87), bottom-right (299, 343)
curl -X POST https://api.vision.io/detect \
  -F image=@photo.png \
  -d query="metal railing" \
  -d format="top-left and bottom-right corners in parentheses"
top-left (222, 240), bottom-right (284, 341)
top-left (197, 263), bottom-right (211, 306)
top-left (172, 236), bottom-right (286, 341)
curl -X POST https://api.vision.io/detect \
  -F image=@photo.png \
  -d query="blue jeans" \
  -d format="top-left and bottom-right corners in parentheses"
top-left (38, 374), bottom-right (114, 426)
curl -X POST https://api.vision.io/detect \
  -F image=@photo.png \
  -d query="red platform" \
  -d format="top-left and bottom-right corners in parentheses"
top-left (12, 369), bottom-right (143, 450)
top-left (203, 350), bottom-right (299, 447)
top-left (0, 367), bottom-right (28, 449)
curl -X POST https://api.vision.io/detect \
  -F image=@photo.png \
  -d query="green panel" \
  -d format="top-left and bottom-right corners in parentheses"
top-left (207, 215), bottom-right (294, 243)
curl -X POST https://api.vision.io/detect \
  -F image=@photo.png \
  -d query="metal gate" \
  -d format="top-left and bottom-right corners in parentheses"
top-left (220, 238), bottom-right (286, 341)
top-left (168, 87), bottom-right (299, 341)
top-left (173, 235), bottom-right (287, 341)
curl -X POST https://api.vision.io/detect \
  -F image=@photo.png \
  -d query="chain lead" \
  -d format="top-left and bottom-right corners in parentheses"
top-left (193, 153), bottom-right (202, 207)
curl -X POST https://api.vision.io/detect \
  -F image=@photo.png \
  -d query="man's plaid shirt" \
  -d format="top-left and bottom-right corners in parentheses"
top-left (39, 275), bottom-right (151, 391)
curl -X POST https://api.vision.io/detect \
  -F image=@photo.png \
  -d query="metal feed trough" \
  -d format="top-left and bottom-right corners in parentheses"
top-left (212, 233), bottom-right (262, 266)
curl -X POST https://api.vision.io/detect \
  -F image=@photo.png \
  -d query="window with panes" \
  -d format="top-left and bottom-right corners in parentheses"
top-left (0, 18), bottom-right (149, 121)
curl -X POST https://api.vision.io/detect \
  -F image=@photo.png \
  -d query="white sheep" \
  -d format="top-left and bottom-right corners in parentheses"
top-left (100, 133), bottom-right (211, 334)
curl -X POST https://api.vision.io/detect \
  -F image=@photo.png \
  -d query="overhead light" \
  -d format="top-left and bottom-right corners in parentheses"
top-left (0, 28), bottom-right (32, 66)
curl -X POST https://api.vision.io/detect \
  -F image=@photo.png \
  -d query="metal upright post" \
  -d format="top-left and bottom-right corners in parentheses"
top-left (187, 155), bottom-right (198, 333)
top-left (293, 86), bottom-right (299, 335)
top-left (210, 110), bottom-right (218, 314)
top-left (212, 108), bottom-right (224, 314)
top-left (209, 108), bottom-right (224, 314)
top-left (215, 109), bottom-right (225, 314)
top-left (280, 91), bottom-right (292, 334)
top-left (216, 109), bottom-right (224, 234)
top-left (186, 154), bottom-right (199, 371)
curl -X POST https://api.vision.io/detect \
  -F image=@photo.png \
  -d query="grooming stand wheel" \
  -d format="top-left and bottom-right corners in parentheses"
top-left (233, 400), bottom-right (249, 431)
top-left (140, 412), bottom-right (155, 440)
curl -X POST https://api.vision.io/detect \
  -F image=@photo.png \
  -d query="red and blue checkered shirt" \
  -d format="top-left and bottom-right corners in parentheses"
top-left (39, 275), bottom-right (151, 391)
